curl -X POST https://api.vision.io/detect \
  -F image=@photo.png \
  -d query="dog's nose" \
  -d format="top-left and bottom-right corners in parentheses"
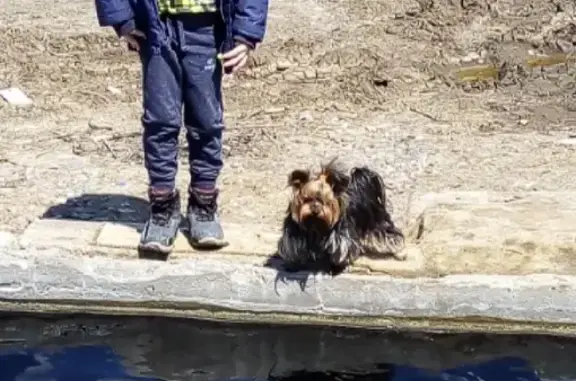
top-left (311, 202), bottom-right (322, 215)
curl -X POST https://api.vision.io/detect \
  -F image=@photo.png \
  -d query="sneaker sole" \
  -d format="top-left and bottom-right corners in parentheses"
top-left (138, 241), bottom-right (174, 254)
top-left (190, 237), bottom-right (229, 249)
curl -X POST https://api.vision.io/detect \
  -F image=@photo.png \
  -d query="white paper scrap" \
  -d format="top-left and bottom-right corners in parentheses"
top-left (0, 87), bottom-right (33, 107)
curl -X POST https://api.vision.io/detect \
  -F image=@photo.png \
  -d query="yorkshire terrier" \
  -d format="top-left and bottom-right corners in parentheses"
top-left (277, 160), bottom-right (405, 275)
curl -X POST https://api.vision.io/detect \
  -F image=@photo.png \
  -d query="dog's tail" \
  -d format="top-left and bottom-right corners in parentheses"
top-left (349, 166), bottom-right (387, 202)
top-left (350, 166), bottom-right (405, 254)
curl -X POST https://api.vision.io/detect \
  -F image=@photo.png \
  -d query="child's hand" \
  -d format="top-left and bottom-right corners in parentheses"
top-left (219, 43), bottom-right (251, 73)
top-left (123, 30), bottom-right (146, 52)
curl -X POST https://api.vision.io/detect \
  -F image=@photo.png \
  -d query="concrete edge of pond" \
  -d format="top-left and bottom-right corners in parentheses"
top-left (2, 243), bottom-right (576, 336)
top-left (2, 190), bottom-right (576, 335)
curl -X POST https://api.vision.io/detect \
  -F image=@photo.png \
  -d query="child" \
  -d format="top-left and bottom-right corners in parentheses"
top-left (95, 0), bottom-right (268, 253)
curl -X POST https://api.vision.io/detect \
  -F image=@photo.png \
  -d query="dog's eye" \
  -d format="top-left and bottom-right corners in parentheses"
top-left (303, 197), bottom-right (323, 205)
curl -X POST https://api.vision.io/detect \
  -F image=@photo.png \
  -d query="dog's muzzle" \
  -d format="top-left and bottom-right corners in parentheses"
top-left (310, 201), bottom-right (323, 216)
top-left (301, 210), bottom-right (331, 233)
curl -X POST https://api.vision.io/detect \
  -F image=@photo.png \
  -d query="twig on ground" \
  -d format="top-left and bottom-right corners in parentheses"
top-left (408, 106), bottom-right (449, 123)
top-left (88, 121), bottom-right (114, 131)
top-left (309, 125), bottom-right (326, 137)
top-left (243, 109), bottom-right (264, 119)
top-left (100, 139), bottom-right (117, 159)
top-left (52, 132), bottom-right (75, 142)
top-left (90, 136), bottom-right (117, 158)
top-left (76, 90), bottom-right (111, 104)
top-left (261, 129), bottom-right (281, 150)
top-left (228, 123), bottom-right (284, 130)
top-left (0, 157), bottom-right (18, 166)
top-left (121, 147), bottom-right (136, 161)
top-left (108, 131), bottom-right (142, 141)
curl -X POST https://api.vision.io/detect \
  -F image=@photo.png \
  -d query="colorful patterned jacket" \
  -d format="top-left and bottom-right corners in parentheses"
top-left (94, 0), bottom-right (268, 53)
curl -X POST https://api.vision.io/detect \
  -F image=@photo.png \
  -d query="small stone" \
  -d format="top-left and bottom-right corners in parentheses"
top-left (0, 87), bottom-right (33, 107)
top-left (276, 59), bottom-right (291, 71)
top-left (468, 52), bottom-right (480, 61)
top-left (294, 71), bottom-right (307, 79)
top-left (558, 138), bottom-right (576, 146)
top-left (518, 119), bottom-right (529, 126)
top-left (316, 67), bottom-right (334, 79)
top-left (0, 232), bottom-right (16, 248)
top-left (299, 111), bottom-right (313, 121)
top-left (107, 86), bottom-right (122, 95)
top-left (556, 39), bottom-right (574, 53)
top-left (264, 106), bottom-right (286, 114)
top-left (304, 69), bottom-right (317, 79)
top-left (284, 71), bottom-right (306, 81)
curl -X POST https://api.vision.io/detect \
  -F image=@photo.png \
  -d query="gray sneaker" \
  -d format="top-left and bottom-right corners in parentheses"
top-left (187, 188), bottom-right (228, 249)
top-left (138, 189), bottom-right (182, 254)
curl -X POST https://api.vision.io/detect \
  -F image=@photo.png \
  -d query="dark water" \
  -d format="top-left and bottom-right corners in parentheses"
top-left (1, 315), bottom-right (575, 381)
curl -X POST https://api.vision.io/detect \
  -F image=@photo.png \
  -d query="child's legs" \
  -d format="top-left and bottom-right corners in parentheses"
top-left (140, 37), bottom-right (183, 192)
top-left (178, 14), bottom-right (225, 190)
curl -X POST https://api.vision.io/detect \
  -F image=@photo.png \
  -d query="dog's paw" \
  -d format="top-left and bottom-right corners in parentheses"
top-left (328, 264), bottom-right (348, 276)
top-left (392, 249), bottom-right (408, 261)
top-left (385, 234), bottom-right (406, 260)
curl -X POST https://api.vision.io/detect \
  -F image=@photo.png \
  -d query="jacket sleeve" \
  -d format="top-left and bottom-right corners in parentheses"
top-left (232, 0), bottom-right (269, 45)
top-left (94, 0), bottom-right (135, 27)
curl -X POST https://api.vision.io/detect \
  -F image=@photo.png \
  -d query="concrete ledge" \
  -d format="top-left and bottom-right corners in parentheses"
top-left (2, 245), bottom-right (576, 335)
top-left (407, 191), bottom-right (576, 276)
top-left (2, 191), bottom-right (576, 335)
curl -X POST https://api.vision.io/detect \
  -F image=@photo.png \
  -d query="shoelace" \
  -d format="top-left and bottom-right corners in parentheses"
top-left (150, 199), bottom-right (175, 225)
top-left (190, 195), bottom-right (216, 222)
top-left (194, 203), bottom-right (216, 222)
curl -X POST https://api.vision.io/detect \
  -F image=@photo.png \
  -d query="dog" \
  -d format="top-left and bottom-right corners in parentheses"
top-left (277, 159), bottom-right (405, 275)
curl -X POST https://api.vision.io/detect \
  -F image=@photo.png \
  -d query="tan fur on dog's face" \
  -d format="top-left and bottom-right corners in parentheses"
top-left (287, 163), bottom-right (349, 230)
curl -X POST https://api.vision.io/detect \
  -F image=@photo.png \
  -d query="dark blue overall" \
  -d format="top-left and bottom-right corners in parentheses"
top-left (140, 13), bottom-right (225, 190)
top-left (94, 0), bottom-right (268, 190)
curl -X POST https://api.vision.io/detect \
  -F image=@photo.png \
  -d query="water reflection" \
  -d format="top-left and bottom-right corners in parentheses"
top-left (0, 316), bottom-right (574, 381)
top-left (0, 347), bottom-right (541, 381)
top-left (1, 345), bottom-right (163, 381)
top-left (270, 357), bottom-right (540, 381)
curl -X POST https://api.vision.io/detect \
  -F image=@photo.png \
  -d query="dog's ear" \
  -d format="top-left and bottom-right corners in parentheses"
top-left (288, 169), bottom-right (310, 189)
top-left (321, 165), bottom-right (350, 195)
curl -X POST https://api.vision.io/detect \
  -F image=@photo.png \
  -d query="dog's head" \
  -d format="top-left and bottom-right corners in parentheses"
top-left (287, 160), bottom-right (350, 232)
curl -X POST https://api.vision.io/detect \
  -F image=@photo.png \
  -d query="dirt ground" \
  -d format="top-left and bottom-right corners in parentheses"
top-left (0, 0), bottom-right (575, 234)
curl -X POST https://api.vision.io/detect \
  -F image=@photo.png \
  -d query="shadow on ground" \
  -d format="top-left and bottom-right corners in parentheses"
top-left (41, 194), bottom-right (313, 270)
top-left (264, 255), bottom-right (309, 292)
top-left (41, 193), bottom-right (172, 260)
top-left (42, 193), bottom-right (150, 224)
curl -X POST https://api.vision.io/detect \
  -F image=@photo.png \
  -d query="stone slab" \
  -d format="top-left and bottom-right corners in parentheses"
top-left (19, 218), bottom-right (426, 275)
top-left (16, 191), bottom-right (576, 278)
top-left (405, 191), bottom-right (576, 276)
top-left (96, 221), bottom-right (280, 257)
top-left (406, 191), bottom-right (576, 218)
top-left (19, 219), bottom-right (102, 250)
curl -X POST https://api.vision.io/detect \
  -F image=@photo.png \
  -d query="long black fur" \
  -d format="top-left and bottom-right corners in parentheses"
top-left (277, 166), bottom-right (404, 275)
